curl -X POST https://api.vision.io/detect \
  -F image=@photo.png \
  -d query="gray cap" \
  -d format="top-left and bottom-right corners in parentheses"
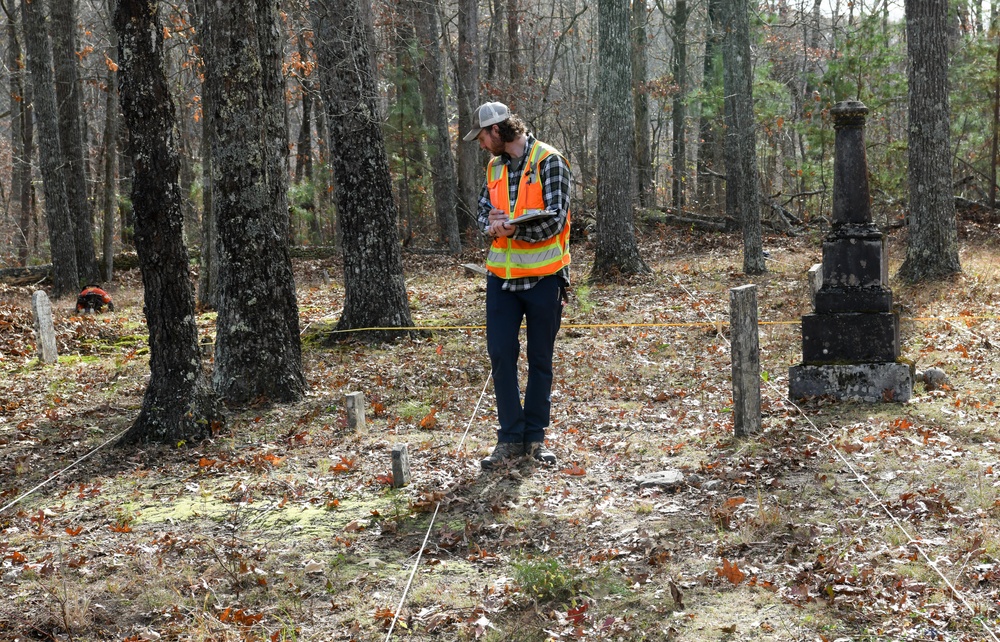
top-left (463, 102), bottom-right (511, 141)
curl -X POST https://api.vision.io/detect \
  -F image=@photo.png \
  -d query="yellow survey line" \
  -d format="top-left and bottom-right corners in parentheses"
top-left (313, 314), bottom-right (999, 334)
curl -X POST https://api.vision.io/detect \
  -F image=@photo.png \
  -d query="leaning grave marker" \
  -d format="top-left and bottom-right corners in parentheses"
top-left (32, 290), bottom-right (58, 364)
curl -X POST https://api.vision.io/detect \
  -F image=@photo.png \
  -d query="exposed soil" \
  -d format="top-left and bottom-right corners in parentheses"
top-left (2, 224), bottom-right (1000, 641)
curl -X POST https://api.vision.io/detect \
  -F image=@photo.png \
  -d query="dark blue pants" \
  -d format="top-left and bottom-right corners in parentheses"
top-left (486, 274), bottom-right (564, 445)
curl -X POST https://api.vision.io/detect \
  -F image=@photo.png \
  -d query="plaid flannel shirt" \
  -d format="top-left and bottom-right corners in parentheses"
top-left (477, 133), bottom-right (572, 291)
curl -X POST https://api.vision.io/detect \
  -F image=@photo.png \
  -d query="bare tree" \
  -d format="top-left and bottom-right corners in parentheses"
top-left (412, 0), bottom-right (460, 254)
top-left (721, 0), bottom-right (765, 275)
top-left (51, 0), bottom-right (99, 283)
top-left (293, 32), bottom-right (314, 187)
top-left (455, 0), bottom-right (481, 231)
top-left (696, 0), bottom-right (723, 210)
top-left (21, 0), bottom-right (78, 297)
top-left (591, 0), bottom-right (649, 281)
top-left (114, 0), bottom-right (223, 444)
top-left (100, 0), bottom-right (118, 282)
top-left (7, 3), bottom-right (34, 266)
top-left (204, 0), bottom-right (306, 404)
top-left (191, 0), bottom-right (218, 309)
top-left (671, 0), bottom-right (688, 210)
top-left (632, 0), bottom-right (653, 208)
top-left (898, 0), bottom-right (961, 282)
top-left (313, 0), bottom-right (415, 340)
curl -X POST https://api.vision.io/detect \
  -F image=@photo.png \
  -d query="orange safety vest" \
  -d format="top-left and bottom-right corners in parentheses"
top-left (485, 139), bottom-right (571, 280)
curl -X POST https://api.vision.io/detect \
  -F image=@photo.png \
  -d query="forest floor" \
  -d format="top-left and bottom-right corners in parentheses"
top-left (3, 221), bottom-right (1000, 641)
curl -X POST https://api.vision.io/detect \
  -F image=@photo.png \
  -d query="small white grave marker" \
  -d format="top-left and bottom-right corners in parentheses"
top-left (32, 290), bottom-right (58, 364)
top-left (344, 391), bottom-right (366, 431)
top-left (391, 444), bottom-right (411, 488)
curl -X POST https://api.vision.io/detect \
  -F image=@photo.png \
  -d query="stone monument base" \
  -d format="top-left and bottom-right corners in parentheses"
top-left (788, 362), bottom-right (912, 403)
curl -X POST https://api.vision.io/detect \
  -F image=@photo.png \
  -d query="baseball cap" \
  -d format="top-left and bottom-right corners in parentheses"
top-left (463, 102), bottom-right (511, 141)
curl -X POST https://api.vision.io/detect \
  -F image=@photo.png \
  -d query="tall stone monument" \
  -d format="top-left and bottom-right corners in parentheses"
top-left (789, 100), bottom-right (912, 402)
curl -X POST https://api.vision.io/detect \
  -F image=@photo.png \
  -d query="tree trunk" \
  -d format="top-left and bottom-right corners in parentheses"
top-left (486, 0), bottom-right (507, 85)
top-left (898, 0), bottom-right (961, 282)
top-left (721, 0), bottom-right (765, 275)
top-left (314, 95), bottom-right (336, 245)
top-left (176, 96), bottom-right (197, 248)
top-left (507, 0), bottom-right (519, 83)
top-left (205, 0), bottom-right (306, 404)
top-left (390, 20), bottom-right (425, 242)
top-left (991, 30), bottom-right (1000, 214)
top-left (191, 0), bottom-right (218, 309)
top-left (294, 33), bottom-right (314, 186)
top-left (671, 0), bottom-right (688, 210)
top-left (631, 0), bottom-right (652, 208)
top-left (8, 8), bottom-right (33, 267)
top-left (114, 0), bottom-right (224, 445)
top-left (591, 0), bottom-right (649, 281)
top-left (51, 0), bottom-right (99, 284)
top-left (313, 0), bottom-right (415, 341)
top-left (455, 0), bottom-right (481, 232)
top-left (101, 0), bottom-right (119, 283)
top-left (298, 76), bottom-right (321, 244)
top-left (412, 0), bottom-right (460, 254)
top-left (21, 0), bottom-right (78, 298)
top-left (697, 0), bottom-right (722, 210)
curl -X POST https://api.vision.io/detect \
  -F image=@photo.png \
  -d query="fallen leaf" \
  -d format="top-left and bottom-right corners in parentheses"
top-left (560, 464), bottom-right (587, 476)
top-left (668, 579), bottom-right (685, 609)
top-left (420, 407), bottom-right (438, 429)
top-left (716, 558), bottom-right (745, 585)
top-left (344, 520), bottom-right (365, 533)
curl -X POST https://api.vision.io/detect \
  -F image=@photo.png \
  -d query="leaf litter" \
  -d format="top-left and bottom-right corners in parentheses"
top-left (2, 228), bottom-right (1000, 640)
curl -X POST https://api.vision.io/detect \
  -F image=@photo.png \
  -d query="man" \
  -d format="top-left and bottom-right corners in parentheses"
top-left (464, 101), bottom-right (571, 470)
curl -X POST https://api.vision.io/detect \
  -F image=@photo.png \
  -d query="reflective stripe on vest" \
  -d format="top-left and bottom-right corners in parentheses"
top-left (485, 140), bottom-right (571, 280)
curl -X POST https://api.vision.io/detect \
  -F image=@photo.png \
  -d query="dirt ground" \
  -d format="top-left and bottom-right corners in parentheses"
top-left (2, 224), bottom-right (1000, 641)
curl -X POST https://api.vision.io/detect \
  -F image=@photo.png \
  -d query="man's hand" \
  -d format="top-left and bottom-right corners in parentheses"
top-left (487, 207), bottom-right (514, 238)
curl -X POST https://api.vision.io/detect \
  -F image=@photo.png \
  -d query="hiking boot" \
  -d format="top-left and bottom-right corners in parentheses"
top-left (480, 442), bottom-right (525, 470)
top-left (527, 442), bottom-right (557, 465)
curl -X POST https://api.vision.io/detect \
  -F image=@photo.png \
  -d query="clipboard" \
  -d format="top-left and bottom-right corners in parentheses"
top-left (508, 209), bottom-right (555, 225)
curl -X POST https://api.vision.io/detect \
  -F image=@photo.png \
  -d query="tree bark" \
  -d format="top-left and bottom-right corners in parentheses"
top-left (412, 0), bottom-right (460, 254)
top-left (205, 0), bottom-right (306, 404)
top-left (51, 0), bottom-right (99, 284)
top-left (8, 7), bottom-right (34, 267)
top-left (390, 20), bottom-right (425, 241)
top-left (721, 0), bottom-right (765, 275)
top-left (632, 0), bottom-right (652, 208)
top-left (21, 0), bottom-right (78, 297)
top-left (294, 33), bottom-right (314, 186)
top-left (507, 0), bottom-right (519, 83)
top-left (196, 97), bottom-right (218, 307)
top-left (990, 29), bottom-right (1000, 214)
top-left (898, 0), bottom-right (961, 282)
top-left (486, 0), bottom-right (507, 85)
top-left (697, 0), bottom-right (722, 209)
top-left (590, 0), bottom-right (649, 281)
top-left (313, 0), bottom-right (415, 341)
top-left (101, 0), bottom-right (119, 283)
top-left (114, 0), bottom-right (224, 445)
top-left (191, 0), bottom-right (218, 309)
top-left (455, 0), bottom-right (481, 232)
top-left (671, 0), bottom-right (688, 210)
